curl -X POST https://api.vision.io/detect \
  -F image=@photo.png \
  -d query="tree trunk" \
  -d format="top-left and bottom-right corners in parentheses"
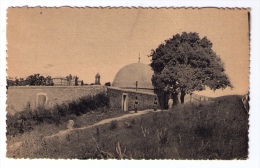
top-left (172, 92), bottom-right (179, 106)
top-left (154, 89), bottom-right (167, 109)
top-left (180, 90), bottom-right (186, 104)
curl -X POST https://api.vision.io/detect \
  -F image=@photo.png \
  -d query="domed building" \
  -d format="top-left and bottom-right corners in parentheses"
top-left (108, 60), bottom-right (206, 111)
top-left (107, 60), bottom-right (158, 112)
top-left (112, 62), bottom-right (154, 93)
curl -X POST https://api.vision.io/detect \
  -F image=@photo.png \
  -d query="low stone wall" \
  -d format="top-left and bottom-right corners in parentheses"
top-left (107, 87), bottom-right (158, 111)
top-left (7, 85), bottom-right (159, 115)
top-left (7, 85), bottom-right (106, 115)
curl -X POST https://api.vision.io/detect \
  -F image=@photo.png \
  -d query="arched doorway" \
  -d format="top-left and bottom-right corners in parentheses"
top-left (122, 93), bottom-right (128, 111)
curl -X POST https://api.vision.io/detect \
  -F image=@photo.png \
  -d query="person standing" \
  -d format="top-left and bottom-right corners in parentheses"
top-left (134, 97), bottom-right (138, 113)
top-left (153, 97), bottom-right (158, 111)
top-left (168, 97), bottom-right (173, 109)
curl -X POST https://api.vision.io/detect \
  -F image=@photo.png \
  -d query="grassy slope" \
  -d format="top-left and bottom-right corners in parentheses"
top-left (6, 109), bottom-right (128, 157)
top-left (7, 95), bottom-right (248, 159)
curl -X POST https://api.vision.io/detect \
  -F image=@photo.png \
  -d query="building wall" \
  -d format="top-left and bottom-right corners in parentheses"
top-left (52, 78), bottom-right (68, 86)
top-left (107, 87), bottom-right (158, 111)
top-left (7, 85), bottom-right (159, 115)
top-left (7, 85), bottom-right (106, 115)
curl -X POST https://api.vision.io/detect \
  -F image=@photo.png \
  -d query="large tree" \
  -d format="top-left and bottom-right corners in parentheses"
top-left (149, 32), bottom-right (232, 104)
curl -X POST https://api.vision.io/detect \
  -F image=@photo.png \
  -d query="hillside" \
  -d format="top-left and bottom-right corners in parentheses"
top-left (7, 95), bottom-right (248, 159)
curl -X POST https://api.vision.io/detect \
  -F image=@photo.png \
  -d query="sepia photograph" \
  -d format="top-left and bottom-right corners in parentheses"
top-left (5, 6), bottom-right (251, 160)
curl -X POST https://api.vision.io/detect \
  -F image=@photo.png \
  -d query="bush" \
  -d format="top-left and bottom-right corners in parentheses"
top-left (6, 111), bottom-right (35, 135)
top-left (109, 120), bottom-right (118, 130)
top-left (68, 93), bottom-right (109, 116)
top-left (6, 92), bottom-right (110, 136)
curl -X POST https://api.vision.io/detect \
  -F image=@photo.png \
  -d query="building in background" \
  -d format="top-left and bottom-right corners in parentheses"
top-left (95, 73), bottom-right (101, 85)
top-left (53, 76), bottom-right (80, 86)
top-left (52, 77), bottom-right (68, 86)
top-left (109, 59), bottom-right (157, 111)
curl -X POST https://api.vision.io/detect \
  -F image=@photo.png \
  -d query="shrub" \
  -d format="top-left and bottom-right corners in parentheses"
top-left (68, 92), bottom-right (109, 116)
top-left (109, 120), bottom-right (118, 130)
top-left (6, 111), bottom-right (35, 135)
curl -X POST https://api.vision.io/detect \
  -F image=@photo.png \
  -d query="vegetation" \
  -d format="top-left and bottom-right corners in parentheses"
top-left (64, 74), bottom-right (82, 86)
top-left (109, 120), bottom-right (118, 130)
top-left (149, 32), bottom-right (232, 105)
top-left (7, 73), bottom-right (83, 86)
top-left (7, 95), bottom-right (248, 159)
top-left (7, 74), bottom-right (54, 86)
top-left (6, 93), bottom-right (110, 136)
top-left (66, 74), bottom-right (73, 86)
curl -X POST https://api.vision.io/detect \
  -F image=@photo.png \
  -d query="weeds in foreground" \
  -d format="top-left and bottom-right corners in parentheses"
top-left (141, 125), bottom-right (149, 138)
top-left (115, 141), bottom-right (127, 159)
top-left (157, 127), bottom-right (172, 147)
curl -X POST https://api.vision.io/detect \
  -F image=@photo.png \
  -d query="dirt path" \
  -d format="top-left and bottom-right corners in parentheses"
top-left (44, 109), bottom-right (161, 140)
top-left (7, 109), bottom-right (163, 153)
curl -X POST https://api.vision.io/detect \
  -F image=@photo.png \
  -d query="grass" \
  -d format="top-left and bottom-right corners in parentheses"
top-left (6, 95), bottom-right (248, 159)
top-left (6, 108), bottom-right (128, 153)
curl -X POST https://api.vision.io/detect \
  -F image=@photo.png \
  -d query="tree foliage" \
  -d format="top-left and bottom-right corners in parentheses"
top-left (7, 74), bottom-right (53, 86)
top-left (149, 32), bottom-right (232, 103)
top-left (26, 74), bottom-right (53, 86)
top-left (66, 74), bottom-right (73, 85)
top-left (75, 76), bottom-right (79, 86)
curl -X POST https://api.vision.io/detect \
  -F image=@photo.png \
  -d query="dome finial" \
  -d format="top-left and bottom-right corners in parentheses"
top-left (138, 53), bottom-right (141, 63)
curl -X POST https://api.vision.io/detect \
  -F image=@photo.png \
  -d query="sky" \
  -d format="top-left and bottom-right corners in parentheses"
top-left (6, 7), bottom-right (250, 97)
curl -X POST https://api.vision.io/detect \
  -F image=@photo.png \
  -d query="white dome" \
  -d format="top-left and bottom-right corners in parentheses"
top-left (112, 63), bottom-right (153, 89)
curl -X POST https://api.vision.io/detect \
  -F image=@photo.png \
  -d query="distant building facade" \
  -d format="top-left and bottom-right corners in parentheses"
top-left (52, 77), bottom-right (68, 86)
top-left (95, 73), bottom-right (101, 85)
top-left (53, 76), bottom-right (81, 86)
